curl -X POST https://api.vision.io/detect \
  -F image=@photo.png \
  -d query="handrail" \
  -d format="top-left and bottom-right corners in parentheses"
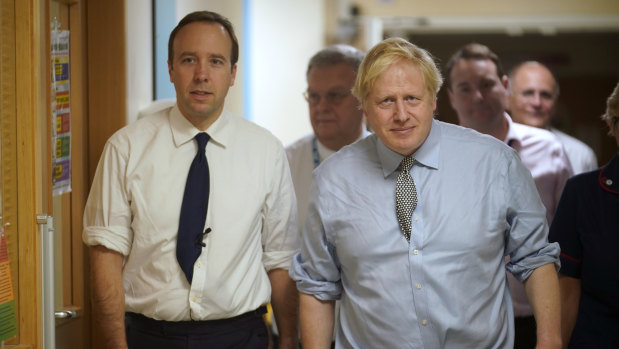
top-left (38, 214), bottom-right (55, 349)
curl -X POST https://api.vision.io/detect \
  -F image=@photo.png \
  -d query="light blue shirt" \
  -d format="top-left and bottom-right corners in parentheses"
top-left (290, 119), bottom-right (560, 348)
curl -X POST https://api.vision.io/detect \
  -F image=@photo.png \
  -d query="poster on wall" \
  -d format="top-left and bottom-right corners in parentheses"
top-left (51, 29), bottom-right (72, 195)
top-left (0, 230), bottom-right (17, 342)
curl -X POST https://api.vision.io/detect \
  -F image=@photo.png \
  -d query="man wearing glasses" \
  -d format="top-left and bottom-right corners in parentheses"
top-left (286, 45), bottom-right (369, 229)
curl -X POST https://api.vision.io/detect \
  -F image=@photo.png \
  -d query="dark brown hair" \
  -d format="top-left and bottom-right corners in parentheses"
top-left (168, 11), bottom-right (239, 69)
top-left (444, 43), bottom-right (503, 90)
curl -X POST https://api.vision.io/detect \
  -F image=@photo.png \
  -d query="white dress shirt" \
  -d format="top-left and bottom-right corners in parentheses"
top-left (504, 114), bottom-right (573, 317)
top-left (551, 128), bottom-right (597, 174)
top-left (83, 105), bottom-right (299, 321)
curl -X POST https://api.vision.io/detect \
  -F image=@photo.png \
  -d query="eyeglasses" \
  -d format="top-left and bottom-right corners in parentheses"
top-left (303, 90), bottom-right (352, 106)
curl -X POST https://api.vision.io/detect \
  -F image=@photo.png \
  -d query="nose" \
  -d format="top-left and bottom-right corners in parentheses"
top-left (394, 100), bottom-right (408, 122)
top-left (531, 93), bottom-right (542, 107)
top-left (472, 88), bottom-right (483, 102)
top-left (194, 63), bottom-right (209, 82)
top-left (315, 94), bottom-right (332, 111)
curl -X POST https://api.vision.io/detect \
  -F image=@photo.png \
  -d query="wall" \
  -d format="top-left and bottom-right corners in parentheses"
top-left (245, 0), bottom-right (324, 146)
top-left (341, 0), bottom-right (619, 17)
top-left (126, 0), bottom-right (153, 123)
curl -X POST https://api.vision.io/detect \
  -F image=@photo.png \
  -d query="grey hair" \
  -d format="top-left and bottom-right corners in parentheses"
top-left (306, 44), bottom-right (365, 78)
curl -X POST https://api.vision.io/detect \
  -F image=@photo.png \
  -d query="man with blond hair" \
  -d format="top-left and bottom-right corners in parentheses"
top-left (291, 38), bottom-right (561, 349)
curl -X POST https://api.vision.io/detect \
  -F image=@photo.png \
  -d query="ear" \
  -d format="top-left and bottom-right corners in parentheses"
top-left (230, 64), bottom-right (237, 86)
top-left (168, 60), bottom-right (173, 83)
top-left (447, 89), bottom-right (455, 107)
top-left (501, 75), bottom-right (509, 90)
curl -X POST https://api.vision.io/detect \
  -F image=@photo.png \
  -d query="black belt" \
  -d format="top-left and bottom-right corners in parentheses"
top-left (126, 306), bottom-right (267, 336)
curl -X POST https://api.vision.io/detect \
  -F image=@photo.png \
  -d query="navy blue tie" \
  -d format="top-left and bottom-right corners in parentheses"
top-left (177, 133), bottom-right (210, 284)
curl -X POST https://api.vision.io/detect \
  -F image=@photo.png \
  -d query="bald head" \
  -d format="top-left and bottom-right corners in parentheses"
top-left (508, 61), bottom-right (558, 129)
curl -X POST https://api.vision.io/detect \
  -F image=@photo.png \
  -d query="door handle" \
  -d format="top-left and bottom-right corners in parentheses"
top-left (55, 310), bottom-right (77, 319)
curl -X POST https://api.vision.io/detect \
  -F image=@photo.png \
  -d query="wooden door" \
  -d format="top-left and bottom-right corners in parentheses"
top-left (50, 0), bottom-right (90, 348)
top-left (1, 0), bottom-right (48, 347)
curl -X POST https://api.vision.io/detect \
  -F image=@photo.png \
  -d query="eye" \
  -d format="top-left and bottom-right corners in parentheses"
top-left (540, 92), bottom-right (554, 100)
top-left (181, 57), bottom-right (196, 64)
top-left (378, 97), bottom-right (395, 107)
top-left (326, 92), bottom-right (338, 101)
top-left (211, 58), bottom-right (224, 65)
top-left (405, 96), bottom-right (417, 102)
top-left (326, 91), bottom-right (350, 104)
top-left (481, 79), bottom-right (495, 89)
top-left (521, 90), bottom-right (534, 97)
top-left (303, 91), bottom-right (321, 105)
top-left (456, 85), bottom-right (471, 94)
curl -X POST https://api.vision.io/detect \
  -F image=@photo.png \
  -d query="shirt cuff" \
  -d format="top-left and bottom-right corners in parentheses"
top-left (83, 226), bottom-right (132, 256)
top-left (289, 253), bottom-right (342, 301)
top-left (263, 249), bottom-right (297, 271)
top-left (506, 242), bottom-right (561, 282)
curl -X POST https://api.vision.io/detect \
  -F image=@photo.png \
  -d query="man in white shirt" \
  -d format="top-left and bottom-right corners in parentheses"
top-left (83, 11), bottom-right (299, 349)
top-left (286, 45), bottom-right (369, 228)
top-left (446, 43), bottom-right (572, 349)
top-left (508, 61), bottom-right (597, 174)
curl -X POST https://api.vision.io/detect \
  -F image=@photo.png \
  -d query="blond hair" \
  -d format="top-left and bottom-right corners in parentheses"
top-left (602, 81), bottom-right (619, 135)
top-left (352, 37), bottom-right (442, 107)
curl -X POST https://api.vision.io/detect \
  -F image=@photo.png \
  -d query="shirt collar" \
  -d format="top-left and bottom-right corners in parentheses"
top-left (503, 113), bottom-right (521, 148)
top-left (315, 139), bottom-right (336, 162)
top-left (377, 119), bottom-right (441, 178)
top-left (170, 105), bottom-right (231, 149)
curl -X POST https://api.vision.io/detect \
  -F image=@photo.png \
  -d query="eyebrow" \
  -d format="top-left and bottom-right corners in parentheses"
top-left (209, 53), bottom-right (228, 62)
top-left (177, 51), bottom-right (229, 62)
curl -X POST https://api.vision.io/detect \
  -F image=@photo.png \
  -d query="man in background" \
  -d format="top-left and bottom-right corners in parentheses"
top-left (84, 11), bottom-right (299, 349)
top-left (446, 43), bottom-right (572, 349)
top-left (508, 61), bottom-right (597, 174)
top-left (286, 44), bottom-right (368, 228)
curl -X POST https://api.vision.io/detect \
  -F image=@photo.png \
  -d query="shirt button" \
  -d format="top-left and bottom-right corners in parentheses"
top-left (413, 249), bottom-right (419, 255)
top-left (416, 284), bottom-right (422, 289)
top-left (414, 216), bottom-right (419, 221)
top-left (192, 297), bottom-right (197, 302)
top-left (422, 320), bottom-right (428, 326)
top-left (197, 262), bottom-right (202, 268)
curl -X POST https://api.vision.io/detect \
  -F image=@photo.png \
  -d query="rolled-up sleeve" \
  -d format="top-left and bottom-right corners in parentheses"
top-left (261, 142), bottom-right (300, 271)
top-left (289, 176), bottom-right (342, 301)
top-left (504, 153), bottom-right (560, 282)
top-left (82, 139), bottom-right (133, 256)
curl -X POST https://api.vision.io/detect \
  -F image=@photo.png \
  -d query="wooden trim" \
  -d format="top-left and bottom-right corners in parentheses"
top-left (0, 0), bottom-right (19, 345)
top-left (15, 0), bottom-right (49, 347)
top-left (67, 0), bottom-right (90, 347)
top-left (87, 0), bottom-right (127, 183)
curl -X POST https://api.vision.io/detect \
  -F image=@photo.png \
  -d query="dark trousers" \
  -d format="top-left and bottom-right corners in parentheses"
top-left (514, 315), bottom-right (537, 349)
top-left (125, 307), bottom-right (268, 349)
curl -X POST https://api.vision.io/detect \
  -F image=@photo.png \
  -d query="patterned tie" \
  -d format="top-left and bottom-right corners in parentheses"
top-left (177, 133), bottom-right (210, 284)
top-left (395, 155), bottom-right (417, 242)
